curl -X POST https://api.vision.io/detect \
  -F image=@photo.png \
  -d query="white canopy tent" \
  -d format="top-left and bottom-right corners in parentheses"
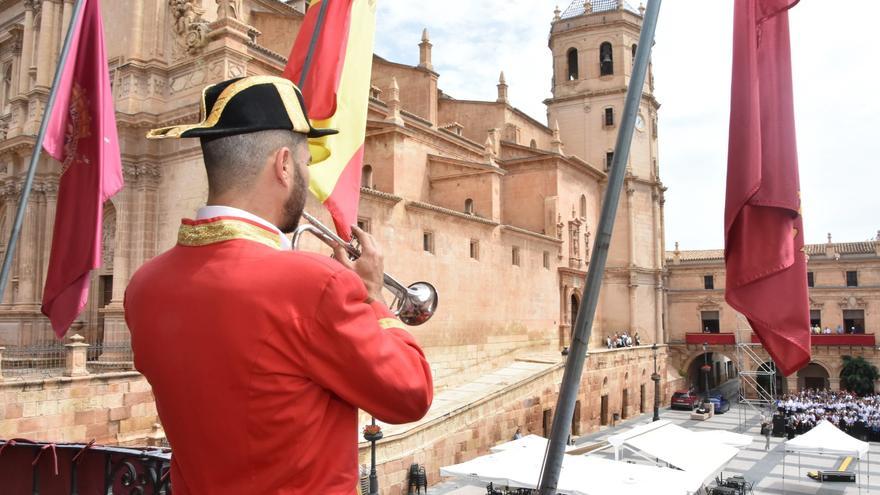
top-left (440, 446), bottom-right (703, 495)
top-left (606, 420), bottom-right (740, 485)
top-left (783, 420), bottom-right (871, 493)
top-left (693, 429), bottom-right (754, 449)
top-left (490, 434), bottom-right (576, 454)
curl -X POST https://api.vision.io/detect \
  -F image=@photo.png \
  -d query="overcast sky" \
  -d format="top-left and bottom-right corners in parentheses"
top-left (373, 1), bottom-right (880, 250)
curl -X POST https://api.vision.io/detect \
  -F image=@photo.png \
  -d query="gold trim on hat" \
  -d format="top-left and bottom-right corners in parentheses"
top-left (146, 75), bottom-right (313, 139)
top-left (177, 218), bottom-right (282, 250)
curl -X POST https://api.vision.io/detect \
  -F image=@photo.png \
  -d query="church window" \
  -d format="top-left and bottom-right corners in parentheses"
top-left (810, 309), bottom-right (821, 327)
top-left (631, 44), bottom-right (637, 64)
top-left (843, 309), bottom-right (865, 333)
top-left (361, 164), bottom-right (373, 189)
top-left (1, 64), bottom-right (12, 113)
top-left (512, 246), bottom-right (520, 266)
top-left (603, 107), bottom-right (614, 127)
top-left (600, 42), bottom-right (614, 76)
top-left (470, 239), bottom-right (479, 260)
top-left (846, 270), bottom-right (858, 287)
top-left (530, 139), bottom-right (537, 149)
top-left (566, 48), bottom-right (579, 80)
top-left (700, 311), bottom-right (720, 333)
top-left (543, 251), bottom-right (550, 269)
top-left (605, 151), bottom-right (614, 171)
top-left (807, 271), bottom-right (814, 287)
top-left (703, 275), bottom-right (714, 290)
top-left (423, 231), bottom-right (434, 254)
top-left (652, 116), bottom-right (658, 139)
top-left (579, 195), bottom-right (587, 218)
top-left (357, 217), bottom-right (371, 233)
top-left (464, 198), bottom-right (475, 215)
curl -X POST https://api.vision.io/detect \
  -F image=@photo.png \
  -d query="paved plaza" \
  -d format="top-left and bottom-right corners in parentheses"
top-left (430, 406), bottom-right (880, 494)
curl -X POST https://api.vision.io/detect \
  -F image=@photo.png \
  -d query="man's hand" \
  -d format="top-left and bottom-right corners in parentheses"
top-left (332, 225), bottom-right (385, 304)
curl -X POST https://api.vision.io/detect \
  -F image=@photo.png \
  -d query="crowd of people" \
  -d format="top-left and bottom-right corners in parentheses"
top-left (604, 331), bottom-right (641, 349)
top-left (774, 389), bottom-right (880, 442)
top-left (810, 324), bottom-right (866, 335)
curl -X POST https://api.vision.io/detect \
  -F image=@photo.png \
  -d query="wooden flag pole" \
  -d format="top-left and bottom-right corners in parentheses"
top-left (536, 1), bottom-right (662, 492)
top-left (0, 0), bottom-right (87, 305)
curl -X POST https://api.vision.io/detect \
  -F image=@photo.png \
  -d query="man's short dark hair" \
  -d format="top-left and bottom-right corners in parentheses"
top-left (200, 130), bottom-right (306, 195)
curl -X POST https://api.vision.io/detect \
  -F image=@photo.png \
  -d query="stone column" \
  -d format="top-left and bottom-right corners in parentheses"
top-left (828, 377), bottom-right (840, 391)
top-left (60, 0), bottom-right (74, 48)
top-left (35, 0), bottom-right (56, 88)
top-left (19, 2), bottom-right (35, 93)
top-left (626, 186), bottom-right (636, 331)
top-left (0, 346), bottom-right (5, 381)
top-left (64, 333), bottom-right (90, 377)
top-left (15, 181), bottom-right (40, 307)
top-left (786, 375), bottom-right (799, 394)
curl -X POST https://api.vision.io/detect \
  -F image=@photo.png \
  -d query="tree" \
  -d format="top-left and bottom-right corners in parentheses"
top-left (839, 355), bottom-right (879, 396)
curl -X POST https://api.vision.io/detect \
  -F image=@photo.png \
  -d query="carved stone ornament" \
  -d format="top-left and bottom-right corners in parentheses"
top-left (697, 296), bottom-right (720, 310)
top-left (216, 0), bottom-right (242, 20)
top-left (169, 0), bottom-right (209, 56)
top-left (838, 296), bottom-right (867, 309)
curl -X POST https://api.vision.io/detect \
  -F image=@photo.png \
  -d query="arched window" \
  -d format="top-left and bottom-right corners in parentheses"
top-left (600, 42), bottom-right (613, 76)
top-left (579, 195), bottom-right (587, 218)
top-left (529, 139), bottom-right (537, 149)
top-left (631, 44), bottom-right (637, 64)
top-left (360, 164), bottom-right (373, 189)
top-left (464, 198), bottom-right (475, 215)
top-left (566, 48), bottom-right (579, 80)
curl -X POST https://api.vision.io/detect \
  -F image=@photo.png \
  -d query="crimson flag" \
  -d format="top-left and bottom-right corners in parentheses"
top-left (725, 0), bottom-right (808, 376)
top-left (41, 0), bottom-right (123, 337)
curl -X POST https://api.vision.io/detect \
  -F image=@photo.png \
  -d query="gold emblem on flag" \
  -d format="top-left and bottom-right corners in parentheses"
top-left (61, 83), bottom-right (92, 174)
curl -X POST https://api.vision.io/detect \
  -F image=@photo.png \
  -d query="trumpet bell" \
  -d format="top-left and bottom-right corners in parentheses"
top-left (393, 282), bottom-right (438, 326)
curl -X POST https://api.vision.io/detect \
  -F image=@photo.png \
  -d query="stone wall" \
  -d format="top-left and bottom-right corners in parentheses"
top-left (0, 372), bottom-right (159, 446)
top-left (359, 346), bottom-right (671, 495)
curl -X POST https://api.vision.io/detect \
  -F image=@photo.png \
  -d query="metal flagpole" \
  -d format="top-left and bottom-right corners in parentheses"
top-left (0, 0), bottom-right (86, 305)
top-left (536, 0), bottom-right (662, 492)
top-left (297, 0), bottom-right (332, 89)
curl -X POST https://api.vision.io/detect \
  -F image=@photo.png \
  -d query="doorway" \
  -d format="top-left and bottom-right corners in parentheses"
top-left (600, 395), bottom-right (609, 426)
top-left (543, 408), bottom-right (553, 437)
top-left (640, 384), bottom-right (646, 414)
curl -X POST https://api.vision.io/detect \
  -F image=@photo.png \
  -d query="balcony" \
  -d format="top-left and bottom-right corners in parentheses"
top-left (686, 332), bottom-right (876, 347)
top-left (685, 333), bottom-right (736, 345)
top-left (750, 333), bottom-right (876, 347)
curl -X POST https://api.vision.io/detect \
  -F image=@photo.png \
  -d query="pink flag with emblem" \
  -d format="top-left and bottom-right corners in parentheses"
top-left (41, 0), bottom-right (123, 338)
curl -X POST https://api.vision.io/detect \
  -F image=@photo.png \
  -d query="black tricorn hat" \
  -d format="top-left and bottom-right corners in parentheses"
top-left (146, 76), bottom-right (337, 141)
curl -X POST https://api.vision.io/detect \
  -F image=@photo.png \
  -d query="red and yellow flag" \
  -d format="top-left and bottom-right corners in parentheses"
top-left (283, 0), bottom-right (376, 240)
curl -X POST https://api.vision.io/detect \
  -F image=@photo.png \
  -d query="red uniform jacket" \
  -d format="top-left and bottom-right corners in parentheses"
top-left (124, 216), bottom-right (433, 494)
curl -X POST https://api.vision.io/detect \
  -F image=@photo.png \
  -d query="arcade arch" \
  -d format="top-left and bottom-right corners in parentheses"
top-left (686, 351), bottom-right (737, 394)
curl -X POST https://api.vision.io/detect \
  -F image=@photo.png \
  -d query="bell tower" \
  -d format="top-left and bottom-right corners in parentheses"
top-left (546, 0), bottom-right (666, 343)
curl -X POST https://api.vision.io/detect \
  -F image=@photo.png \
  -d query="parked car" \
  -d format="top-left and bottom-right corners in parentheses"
top-left (707, 394), bottom-right (731, 414)
top-left (671, 390), bottom-right (700, 410)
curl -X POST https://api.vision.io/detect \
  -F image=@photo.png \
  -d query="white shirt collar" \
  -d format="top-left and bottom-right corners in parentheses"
top-left (196, 205), bottom-right (292, 250)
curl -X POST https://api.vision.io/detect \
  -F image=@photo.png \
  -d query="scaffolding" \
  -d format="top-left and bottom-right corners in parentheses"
top-left (735, 314), bottom-right (778, 431)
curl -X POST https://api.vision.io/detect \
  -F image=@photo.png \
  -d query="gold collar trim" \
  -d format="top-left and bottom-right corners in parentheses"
top-left (178, 217), bottom-right (282, 250)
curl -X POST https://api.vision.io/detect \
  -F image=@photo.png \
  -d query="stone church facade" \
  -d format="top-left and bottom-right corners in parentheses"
top-left (0, 0), bottom-right (876, 493)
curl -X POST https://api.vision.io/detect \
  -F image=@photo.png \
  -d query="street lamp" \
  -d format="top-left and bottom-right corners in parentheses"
top-left (363, 417), bottom-right (382, 495)
top-left (651, 343), bottom-right (661, 421)
top-left (702, 342), bottom-right (711, 401)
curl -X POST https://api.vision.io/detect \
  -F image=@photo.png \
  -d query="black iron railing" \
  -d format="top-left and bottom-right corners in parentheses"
top-left (0, 439), bottom-right (171, 494)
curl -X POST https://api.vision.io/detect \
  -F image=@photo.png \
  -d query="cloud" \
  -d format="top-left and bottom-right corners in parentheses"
top-left (373, 1), bottom-right (880, 250)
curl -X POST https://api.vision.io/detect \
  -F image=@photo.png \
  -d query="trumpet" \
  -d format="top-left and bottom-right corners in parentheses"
top-left (291, 212), bottom-right (438, 326)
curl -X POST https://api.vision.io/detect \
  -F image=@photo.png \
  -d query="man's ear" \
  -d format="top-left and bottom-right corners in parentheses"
top-left (273, 146), bottom-right (292, 187)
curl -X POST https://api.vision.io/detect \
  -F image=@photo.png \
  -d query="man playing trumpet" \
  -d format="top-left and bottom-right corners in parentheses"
top-left (124, 75), bottom-right (434, 494)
